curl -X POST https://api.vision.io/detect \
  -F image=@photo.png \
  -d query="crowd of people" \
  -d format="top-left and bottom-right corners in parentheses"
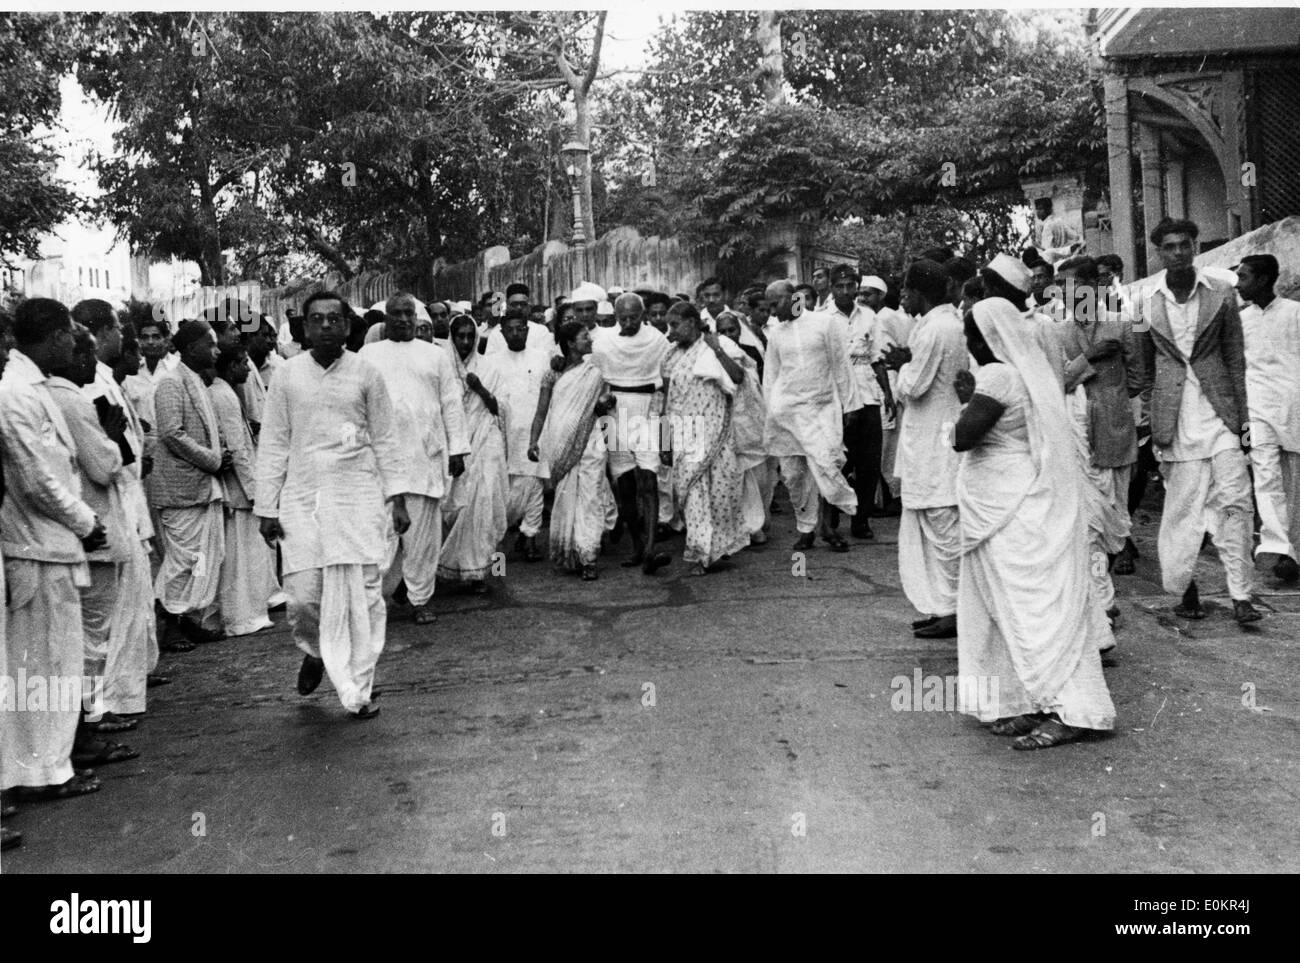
top-left (2, 213), bottom-right (1297, 852)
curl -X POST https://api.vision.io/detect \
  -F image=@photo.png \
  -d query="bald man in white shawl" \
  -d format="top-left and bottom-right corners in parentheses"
top-left (762, 280), bottom-right (860, 552)
top-left (591, 292), bottom-right (672, 572)
top-left (953, 297), bottom-right (1115, 749)
top-left (256, 294), bottom-right (411, 719)
top-left (358, 292), bottom-right (468, 625)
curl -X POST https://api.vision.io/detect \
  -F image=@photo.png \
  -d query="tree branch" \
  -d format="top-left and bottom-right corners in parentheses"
top-left (581, 11), bottom-right (606, 95)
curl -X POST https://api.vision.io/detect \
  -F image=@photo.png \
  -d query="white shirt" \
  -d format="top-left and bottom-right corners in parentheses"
top-left (493, 348), bottom-right (550, 477)
top-left (357, 338), bottom-right (469, 499)
top-left (254, 350), bottom-right (409, 574)
top-left (1240, 295), bottom-right (1300, 452)
top-left (762, 311), bottom-right (857, 464)
top-left (894, 303), bottom-right (968, 508)
top-left (1155, 272), bottom-right (1238, 462)
top-left (824, 301), bottom-right (883, 406)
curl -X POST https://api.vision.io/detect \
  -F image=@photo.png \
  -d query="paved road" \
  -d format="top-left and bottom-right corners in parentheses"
top-left (4, 494), bottom-right (1297, 873)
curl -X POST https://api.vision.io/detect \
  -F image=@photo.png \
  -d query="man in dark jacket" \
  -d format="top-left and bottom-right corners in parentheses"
top-left (1133, 218), bottom-right (1260, 625)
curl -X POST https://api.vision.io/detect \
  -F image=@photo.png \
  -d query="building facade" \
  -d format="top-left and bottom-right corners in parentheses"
top-left (1094, 7), bottom-right (1300, 278)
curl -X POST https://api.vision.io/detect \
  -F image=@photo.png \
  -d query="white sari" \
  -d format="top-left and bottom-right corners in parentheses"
top-left (539, 359), bottom-right (615, 570)
top-left (439, 334), bottom-right (510, 582)
top-left (956, 298), bottom-right (1116, 730)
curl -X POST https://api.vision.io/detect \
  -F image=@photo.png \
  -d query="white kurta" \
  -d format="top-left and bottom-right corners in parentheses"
top-left (0, 352), bottom-right (95, 790)
top-left (255, 351), bottom-right (409, 713)
top-left (210, 378), bottom-right (274, 636)
top-left (894, 303), bottom-right (967, 509)
top-left (254, 351), bottom-right (410, 574)
top-left (357, 338), bottom-right (469, 500)
top-left (1242, 296), bottom-right (1300, 559)
top-left (494, 348), bottom-right (551, 480)
top-left (762, 310), bottom-right (858, 515)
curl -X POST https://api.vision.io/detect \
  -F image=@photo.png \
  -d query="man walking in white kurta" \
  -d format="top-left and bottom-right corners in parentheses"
top-left (256, 292), bottom-right (411, 719)
top-left (1236, 254), bottom-right (1300, 584)
top-left (883, 259), bottom-right (969, 640)
top-left (359, 292), bottom-right (468, 624)
top-left (761, 280), bottom-right (860, 553)
top-left (495, 314), bottom-right (551, 561)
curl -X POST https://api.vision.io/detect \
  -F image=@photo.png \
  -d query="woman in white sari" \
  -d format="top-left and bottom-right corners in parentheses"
top-left (715, 312), bottom-right (775, 545)
top-left (953, 297), bottom-right (1116, 750)
top-left (528, 322), bottom-right (617, 580)
top-left (438, 316), bottom-right (509, 594)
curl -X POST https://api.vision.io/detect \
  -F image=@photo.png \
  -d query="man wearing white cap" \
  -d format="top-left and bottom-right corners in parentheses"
top-left (982, 253), bottom-right (1067, 385)
top-left (570, 282), bottom-right (607, 330)
top-left (358, 292), bottom-right (469, 624)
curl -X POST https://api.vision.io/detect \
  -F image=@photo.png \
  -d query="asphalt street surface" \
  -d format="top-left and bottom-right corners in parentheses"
top-left (4, 487), bottom-right (1297, 873)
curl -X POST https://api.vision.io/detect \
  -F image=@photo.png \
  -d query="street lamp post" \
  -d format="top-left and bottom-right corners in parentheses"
top-left (560, 140), bottom-right (590, 282)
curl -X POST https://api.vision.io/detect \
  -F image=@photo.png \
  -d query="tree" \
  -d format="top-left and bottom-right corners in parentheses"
top-left (0, 14), bottom-right (83, 263)
top-left (78, 12), bottom-right (610, 288)
top-left (600, 9), bottom-right (1103, 269)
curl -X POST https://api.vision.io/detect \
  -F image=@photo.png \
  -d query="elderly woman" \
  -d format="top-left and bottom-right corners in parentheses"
top-left (438, 316), bottom-right (509, 594)
top-left (952, 297), bottom-right (1116, 750)
top-left (528, 321), bottom-right (617, 580)
top-left (662, 303), bottom-right (751, 575)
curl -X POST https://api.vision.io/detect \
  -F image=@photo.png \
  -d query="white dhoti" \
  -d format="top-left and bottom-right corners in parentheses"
top-left (104, 537), bottom-right (157, 715)
top-left (1250, 444), bottom-right (1300, 560)
top-left (507, 475), bottom-right (545, 537)
top-left (2, 560), bottom-right (87, 790)
top-left (1158, 449), bottom-right (1255, 600)
top-left (1097, 464), bottom-right (1134, 533)
top-left (899, 506), bottom-right (961, 617)
top-left (382, 493), bottom-right (442, 607)
top-left (218, 508), bottom-right (275, 637)
top-left (284, 564), bottom-right (384, 713)
top-left (740, 457), bottom-right (778, 536)
top-left (881, 421), bottom-right (900, 496)
top-left (779, 454), bottom-right (857, 533)
top-left (657, 462), bottom-right (679, 527)
top-left (155, 501), bottom-right (225, 616)
top-left (80, 561), bottom-right (120, 721)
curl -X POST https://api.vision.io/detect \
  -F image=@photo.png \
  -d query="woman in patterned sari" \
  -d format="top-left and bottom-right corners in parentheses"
top-left (438, 316), bottom-right (509, 594)
top-left (662, 303), bottom-right (751, 575)
top-left (528, 322), bottom-right (617, 580)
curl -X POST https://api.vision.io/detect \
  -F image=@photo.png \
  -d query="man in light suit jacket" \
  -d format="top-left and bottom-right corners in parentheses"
top-left (1133, 218), bottom-right (1260, 625)
top-left (151, 319), bottom-right (231, 647)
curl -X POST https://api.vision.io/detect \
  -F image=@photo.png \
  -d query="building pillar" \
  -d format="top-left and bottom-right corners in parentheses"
top-left (1104, 76), bottom-right (1139, 277)
top-left (1138, 123), bottom-right (1166, 272)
